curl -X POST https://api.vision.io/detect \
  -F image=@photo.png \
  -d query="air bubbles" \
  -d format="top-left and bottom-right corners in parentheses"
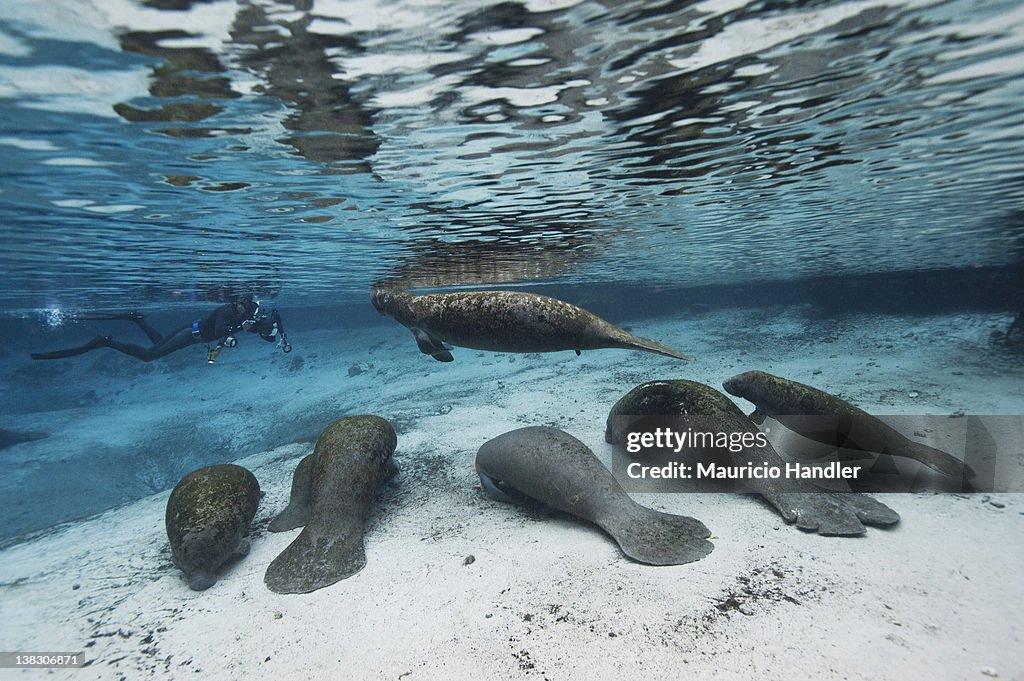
top-left (41, 308), bottom-right (70, 329)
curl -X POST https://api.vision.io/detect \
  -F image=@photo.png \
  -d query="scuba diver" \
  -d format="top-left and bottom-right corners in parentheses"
top-left (30, 297), bottom-right (291, 364)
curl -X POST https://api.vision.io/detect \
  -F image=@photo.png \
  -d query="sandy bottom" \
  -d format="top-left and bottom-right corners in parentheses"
top-left (1, 305), bottom-right (1022, 680)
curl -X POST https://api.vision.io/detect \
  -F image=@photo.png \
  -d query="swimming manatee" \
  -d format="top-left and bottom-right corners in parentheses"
top-left (265, 415), bottom-right (397, 594)
top-left (165, 464), bottom-right (260, 590)
top-left (607, 380), bottom-right (900, 536)
top-left (372, 288), bottom-right (689, 362)
top-left (476, 426), bottom-right (713, 565)
top-left (723, 370), bottom-right (974, 479)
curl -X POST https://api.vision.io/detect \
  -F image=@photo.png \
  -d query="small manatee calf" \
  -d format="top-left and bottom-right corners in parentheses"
top-left (165, 464), bottom-right (261, 591)
top-left (723, 370), bottom-right (974, 479)
top-left (476, 426), bottom-right (713, 565)
top-left (265, 415), bottom-right (397, 594)
top-left (372, 288), bottom-right (689, 362)
top-left (607, 380), bottom-right (900, 536)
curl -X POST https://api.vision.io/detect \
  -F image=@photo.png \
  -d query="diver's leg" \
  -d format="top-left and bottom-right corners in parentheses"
top-left (32, 325), bottom-right (197, 362)
top-left (30, 336), bottom-right (111, 360)
top-left (100, 338), bottom-right (159, 361)
top-left (104, 326), bottom-right (196, 362)
top-left (129, 314), bottom-right (166, 345)
top-left (75, 311), bottom-right (166, 344)
top-left (143, 326), bottom-right (201, 360)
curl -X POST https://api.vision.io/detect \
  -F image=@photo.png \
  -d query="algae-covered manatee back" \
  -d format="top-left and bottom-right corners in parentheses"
top-left (165, 463), bottom-right (260, 590)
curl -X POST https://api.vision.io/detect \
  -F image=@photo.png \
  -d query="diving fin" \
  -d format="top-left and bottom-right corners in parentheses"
top-left (76, 311), bottom-right (142, 321)
top-left (30, 335), bottom-right (110, 360)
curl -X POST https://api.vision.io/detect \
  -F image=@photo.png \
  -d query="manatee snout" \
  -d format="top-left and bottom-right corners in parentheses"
top-left (187, 572), bottom-right (217, 592)
top-left (721, 373), bottom-right (749, 398)
top-left (371, 288), bottom-right (393, 315)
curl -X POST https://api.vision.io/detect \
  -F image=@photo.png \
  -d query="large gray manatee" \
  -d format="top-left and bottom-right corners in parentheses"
top-left (372, 288), bottom-right (689, 362)
top-left (265, 415), bottom-right (397, 594)
top-left (476, 426), bottom-right (713, 565)
top-left (723, 370), bottom-right (974, 480)
top-left (607, 380), bottom-right (901, 536)
top-left (165, 464), bottom-right (260, 591)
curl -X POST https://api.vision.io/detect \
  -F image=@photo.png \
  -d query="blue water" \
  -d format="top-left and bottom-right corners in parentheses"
top-left (0, 0), bottom-right (1023, 543)
top-left (0, 0), bottom-right (1021, 312)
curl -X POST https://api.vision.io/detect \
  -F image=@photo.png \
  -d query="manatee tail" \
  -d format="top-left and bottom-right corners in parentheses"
top-left (264, 522), bottom-right (366, 594)
top-left (597, 504), bottom-right (713, 565)
top-left (609, 329), bottom-right (691, 360)
top-left (762, 491), bottom-right (900, 536)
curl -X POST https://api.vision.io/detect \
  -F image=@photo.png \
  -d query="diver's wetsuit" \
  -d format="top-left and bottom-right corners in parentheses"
top-left (30, 302), bottom-right (287, 362)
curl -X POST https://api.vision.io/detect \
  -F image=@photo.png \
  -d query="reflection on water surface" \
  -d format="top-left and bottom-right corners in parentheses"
top-left (0, 0), bottom-right (1021, 308)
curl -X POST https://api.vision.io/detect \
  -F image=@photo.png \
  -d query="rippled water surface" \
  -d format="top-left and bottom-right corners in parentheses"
top-left (1, 0), bottom-right (1023, 310)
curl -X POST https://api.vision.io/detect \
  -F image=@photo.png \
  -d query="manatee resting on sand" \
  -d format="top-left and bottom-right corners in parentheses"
top-left (268, 453), bottom-right (315, 533)
top-left (265, 415), bottom-right (397, 594)
top-left (476, 426), bottom-right (712, 565)
top-left (604, 379), bottom-right (733, 444)
top-left (607, 380), bottom-right (900, 536)
top-left (371, 288), bottom-right (689, 362)
top-left (723, 370), bottom-right (974, 480)
top-left (165, 464), bottom-right (260, 591)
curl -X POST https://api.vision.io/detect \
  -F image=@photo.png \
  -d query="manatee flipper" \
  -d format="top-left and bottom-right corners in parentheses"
top-left (385, 459), bottom-right (401, 487)
top-left (476, 426), bottom-right (713, 565)
top-left (412, 328), bottom-right (454, 362)
top-left (233, 537), bottom-right (252, 557)
top-left (478, 469), bottom-right (517, 503)
top-left (762, 491), bottom-right (900, 536)
top-left (268, 453), bottom-right (315, 533)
